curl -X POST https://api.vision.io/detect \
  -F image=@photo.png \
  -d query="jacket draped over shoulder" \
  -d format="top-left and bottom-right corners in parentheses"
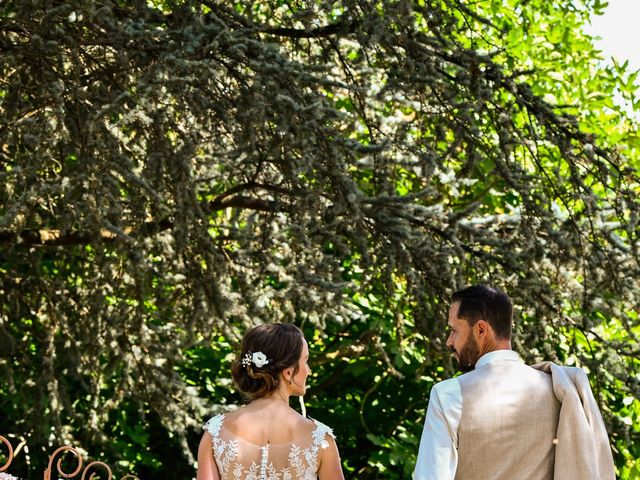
top-left (532, 362), bottom-right (615, 480)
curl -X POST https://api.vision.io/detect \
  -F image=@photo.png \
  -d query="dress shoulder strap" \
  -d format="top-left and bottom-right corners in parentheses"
top-left (311, 418), bottom-right (336, 450)
top-left (203, 413), bottom-right (225, 440)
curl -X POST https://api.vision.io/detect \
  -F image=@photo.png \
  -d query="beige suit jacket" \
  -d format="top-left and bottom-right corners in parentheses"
top-left (532, 362), bottom-right (616, 480)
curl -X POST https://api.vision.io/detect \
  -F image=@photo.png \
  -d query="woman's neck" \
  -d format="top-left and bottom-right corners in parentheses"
top-left (252, 390), bottom-right (290, 407)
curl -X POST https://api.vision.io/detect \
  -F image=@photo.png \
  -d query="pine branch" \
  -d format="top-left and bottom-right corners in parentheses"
top-left (0, 195), bottom-right (281, 247)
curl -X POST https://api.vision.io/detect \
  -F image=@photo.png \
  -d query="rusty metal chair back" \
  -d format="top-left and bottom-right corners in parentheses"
top-left (0, 435), bottom-right (15, 478)
top-left (43, 445), bottom-right (141, 480)
top-left (1, 435), bottom-right (140, 480)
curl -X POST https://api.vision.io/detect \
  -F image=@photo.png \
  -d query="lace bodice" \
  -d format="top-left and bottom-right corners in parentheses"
top-left (203, 413), bottom-right (335, 480)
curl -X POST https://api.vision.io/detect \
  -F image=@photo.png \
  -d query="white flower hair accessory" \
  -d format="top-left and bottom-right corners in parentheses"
top-left (241, 351), bottom-right (270, 368)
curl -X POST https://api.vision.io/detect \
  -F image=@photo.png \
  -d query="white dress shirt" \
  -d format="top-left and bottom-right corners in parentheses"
top-left (413, 350), bottom-right (523, 480)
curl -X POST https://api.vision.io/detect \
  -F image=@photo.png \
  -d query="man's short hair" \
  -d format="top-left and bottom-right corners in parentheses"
top-left (451, 285), bottom-right (513, 340)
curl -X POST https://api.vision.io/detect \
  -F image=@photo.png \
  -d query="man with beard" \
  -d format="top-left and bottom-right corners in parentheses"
top-left (413, 285), bottom-right (614, 480)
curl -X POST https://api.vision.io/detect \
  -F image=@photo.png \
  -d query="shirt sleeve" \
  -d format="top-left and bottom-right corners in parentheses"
top-left (413, 377), bottom-right (462, 480)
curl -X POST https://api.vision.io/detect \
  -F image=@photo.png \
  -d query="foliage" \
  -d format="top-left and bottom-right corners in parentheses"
top-left (0, 0), bottom-right (639, 478)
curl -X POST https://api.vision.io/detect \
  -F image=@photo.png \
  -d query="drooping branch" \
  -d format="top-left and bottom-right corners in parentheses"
top-left (0, 195), bottom-right (281, 247)
top-left (258, 20), bottom-right (359, 39)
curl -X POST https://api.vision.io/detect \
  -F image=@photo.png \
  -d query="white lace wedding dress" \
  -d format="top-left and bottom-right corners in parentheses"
top-left (203, 414), bottom-right (335, 480)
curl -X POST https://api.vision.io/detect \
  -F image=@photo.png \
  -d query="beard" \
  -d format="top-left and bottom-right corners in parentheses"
top-left (453, 334), bottom-right (481, 373)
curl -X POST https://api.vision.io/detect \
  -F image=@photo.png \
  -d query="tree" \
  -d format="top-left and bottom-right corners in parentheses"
top-left (1, 0), bottom-right (638, 478)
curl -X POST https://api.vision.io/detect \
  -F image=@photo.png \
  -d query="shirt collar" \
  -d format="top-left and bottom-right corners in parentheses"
top-left (475, 349), bottom-right (522, 369)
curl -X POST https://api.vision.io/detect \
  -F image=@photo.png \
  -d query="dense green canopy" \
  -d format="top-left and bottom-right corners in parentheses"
top-left (1, 0), bottom-right (639, 478)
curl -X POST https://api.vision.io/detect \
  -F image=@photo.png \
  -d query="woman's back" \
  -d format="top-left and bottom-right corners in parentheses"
top-left (203, 402), bottom-right (334, 480)
top-left (196, 323), bottom-right (344, 480)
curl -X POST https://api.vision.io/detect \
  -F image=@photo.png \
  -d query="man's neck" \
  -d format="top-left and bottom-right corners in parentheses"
top-left (479, 338), bottom-right (512, 358)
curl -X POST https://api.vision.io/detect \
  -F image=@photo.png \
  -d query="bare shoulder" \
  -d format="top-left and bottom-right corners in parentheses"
top-left (220, 406), bottom-right (244, 422)
top-left (315, 420), bottom-right (344, 480)
top-left (297, 413), bottom-right (318, 428)
top-left (280, 408), bottom-right (319, 435)
top-left (199, 430), bottom-right (213, 447)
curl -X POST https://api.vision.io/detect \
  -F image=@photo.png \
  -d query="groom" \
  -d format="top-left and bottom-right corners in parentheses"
top-left (413, 284), bottom-right (615, 480)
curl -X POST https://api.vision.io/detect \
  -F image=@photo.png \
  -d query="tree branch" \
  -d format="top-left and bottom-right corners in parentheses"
top-left (0, 195), bottom-right (281, 247)
top-left (258, 20), bottom-right (358, 38)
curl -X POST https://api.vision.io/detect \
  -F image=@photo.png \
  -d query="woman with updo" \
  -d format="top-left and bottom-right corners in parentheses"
top-left (197, 323), bottom-right (345, 480)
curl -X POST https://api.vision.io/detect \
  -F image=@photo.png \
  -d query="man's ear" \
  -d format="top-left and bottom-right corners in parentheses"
top-left (476, 319), bottom-right (490, 337)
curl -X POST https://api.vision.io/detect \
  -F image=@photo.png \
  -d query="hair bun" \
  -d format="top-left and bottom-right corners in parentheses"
top-left (231, 323), bottom-right (303, 399)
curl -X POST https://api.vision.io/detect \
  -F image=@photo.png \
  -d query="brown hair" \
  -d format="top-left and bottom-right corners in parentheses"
top-left (231, 323), bottom-right (304, 399)
top-left (451, 284), bottom-right (513, 340)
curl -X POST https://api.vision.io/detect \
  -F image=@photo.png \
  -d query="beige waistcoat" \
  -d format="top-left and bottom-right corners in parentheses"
top-left (455, 359), bottom-right (561, 480)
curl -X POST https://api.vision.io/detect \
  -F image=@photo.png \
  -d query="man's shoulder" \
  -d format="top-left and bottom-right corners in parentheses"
top-left (531, 361), bottom-right (591, 391)
top-left (433, 365), bottom-right (496, 389)
top-left (456, 360), bottom-right (553, 390)
top-left (431, 376), bottom-right (461, 397)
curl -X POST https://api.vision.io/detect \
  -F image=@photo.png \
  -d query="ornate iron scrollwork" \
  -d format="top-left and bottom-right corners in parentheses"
top-left (2, 437), bottom-right (139, 480)
top-left (0, 435), bottom-right (16, 479)
top-left (44, 446), bottom-right (83, 480)
top-left (43, 445), bottom-right (140, 480)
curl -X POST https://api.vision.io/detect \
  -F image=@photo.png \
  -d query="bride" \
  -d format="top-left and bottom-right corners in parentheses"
top-left (197, 323), bottom-right (345, 480)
